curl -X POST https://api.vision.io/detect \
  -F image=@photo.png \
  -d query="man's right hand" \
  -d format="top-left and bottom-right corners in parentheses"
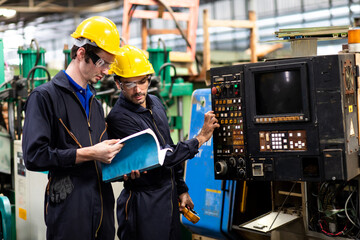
top-left (76, 139), bottom-right (123, 164)
top-left (196, 111), bottom-right (220, 147)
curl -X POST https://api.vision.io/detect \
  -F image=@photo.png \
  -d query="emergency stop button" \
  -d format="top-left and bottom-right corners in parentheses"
top-left (211, 86), bottom-right (221, 95)
top-left (211, 87), bottom-right (217, 95)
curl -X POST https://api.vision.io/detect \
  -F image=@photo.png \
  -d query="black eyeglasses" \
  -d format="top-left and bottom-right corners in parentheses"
top-left (87, 51), bottom-right (112, 70)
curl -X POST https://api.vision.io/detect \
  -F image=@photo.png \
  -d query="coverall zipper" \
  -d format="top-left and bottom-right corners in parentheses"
top-left (125, 191), bottom-right (132, 220)
top-left (72, 93), bottom-right (104, 238)
top-left (99, 123), bottom-right (108, 142)
top-left (45, 177), bottom-right (52, 215)
top-left (149, 109), bottom-right (174, 217)
top-left (58, 118), bottom-right (83, 148)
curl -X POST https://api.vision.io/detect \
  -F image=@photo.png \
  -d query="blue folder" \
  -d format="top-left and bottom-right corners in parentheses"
top-left (101, 128), bottom-right (170, 182)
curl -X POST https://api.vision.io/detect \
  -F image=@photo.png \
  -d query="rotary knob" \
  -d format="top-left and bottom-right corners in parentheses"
top-left (229, 157), bottom-right (237, 167)
top-left (237, 168), bottom-right (246, 178)
top-left (215, 161), bottom-right (228, 175)
top-left (238, 158), bottom-right (246, 168)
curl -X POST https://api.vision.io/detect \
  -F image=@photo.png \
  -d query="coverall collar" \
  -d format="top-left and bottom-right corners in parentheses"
top-left (119, 92), bottom-right (154, 113)
top-left (52, 70), bottom-right (97, 95)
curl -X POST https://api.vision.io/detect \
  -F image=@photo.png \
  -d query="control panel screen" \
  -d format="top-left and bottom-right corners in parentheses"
top-left (255, 70), bottom-right (302, 115)
top-left (247, 62), bottom-right (310, 124)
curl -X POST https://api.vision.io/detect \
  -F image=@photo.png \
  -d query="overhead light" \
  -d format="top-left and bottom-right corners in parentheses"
top-left (0, 8), bottom-right (16, 18)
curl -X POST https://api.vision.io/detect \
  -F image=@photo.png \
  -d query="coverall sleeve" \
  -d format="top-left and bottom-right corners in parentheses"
top-left (163, 138), bottom-right (199, 196)
top-left (162, 138), bottom-right (199, 168)
top-left (106, 114), bottom-right (142, 139)
top-left (22, 91), bottom-right (76, 171)
top-left (174, 163), bottom-right (189, 196)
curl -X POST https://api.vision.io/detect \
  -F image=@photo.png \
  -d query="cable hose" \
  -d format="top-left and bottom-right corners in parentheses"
top-left (26, 65), bottom-right (51, 91)
top-left (158, 38), bottom-right (167, 66)
top-left (158, 62), bottom-right (177, 99)
top-left (29, 39), bottom-right (41, 84)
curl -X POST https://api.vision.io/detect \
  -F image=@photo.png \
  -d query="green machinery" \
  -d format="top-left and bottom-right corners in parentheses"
top-left (0, 40), bottom-right (4, 91)
top-left (0, 39), bottom-right (16, 240)
top-left (0, 39), bottom-right (51, 240)
top-left (9, 39), bottom-right (51, 140)
top-left (148, 41), bottom-right (193, 141)
top-left (17, 39), bottom-right (50, 91)
top-left (63, 45), bottom-right (71, 69)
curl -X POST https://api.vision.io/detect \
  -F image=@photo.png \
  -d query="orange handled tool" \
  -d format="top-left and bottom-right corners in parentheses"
top-left (179, 203), bottom-right (200, 224)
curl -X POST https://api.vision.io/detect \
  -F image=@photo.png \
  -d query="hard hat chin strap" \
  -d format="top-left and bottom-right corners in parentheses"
top-left (73, 38), bottom-right (98, 48)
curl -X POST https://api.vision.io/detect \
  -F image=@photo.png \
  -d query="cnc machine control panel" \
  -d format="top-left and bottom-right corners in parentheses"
top-left (211, 69), bottom-right (247, 179)
top-left (211, 54), bottom-right (360, 182)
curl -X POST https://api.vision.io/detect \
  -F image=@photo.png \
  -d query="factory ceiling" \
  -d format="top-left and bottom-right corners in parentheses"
top-left (0, 0), bottom-right (123, 29)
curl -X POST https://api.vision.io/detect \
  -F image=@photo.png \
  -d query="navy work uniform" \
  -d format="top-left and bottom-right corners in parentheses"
top-left (22, 71), bottom-right (115, 240)
top-left (107, 93), bottom-right (199, 240)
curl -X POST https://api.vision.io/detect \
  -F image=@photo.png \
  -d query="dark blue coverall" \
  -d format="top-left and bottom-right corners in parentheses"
top-left (22, 71), bottom-right (115, 240)
top-left (106, 93), bottom-right (199, 240)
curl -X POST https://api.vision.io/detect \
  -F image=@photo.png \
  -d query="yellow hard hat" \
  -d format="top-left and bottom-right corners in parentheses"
top-left (71, 16), bottom-right (121, 55)
top-left (109, 45), bottom-right (154, 78)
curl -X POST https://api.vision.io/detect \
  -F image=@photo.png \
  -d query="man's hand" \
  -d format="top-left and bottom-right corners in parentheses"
top-left (76, 139), bottom-right (123, 164)
top-left (123, 170), bottom-right (147, 181)
top-left (196, 111), bottom-right (220, 147)
top-left (179, 192), bottom-right (194, 211)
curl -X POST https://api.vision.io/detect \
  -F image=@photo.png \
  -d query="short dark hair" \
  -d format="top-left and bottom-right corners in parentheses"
top-left (113, 75), bottom-right (122, 82)
top-left (71, 44), bottom-right (102, 64)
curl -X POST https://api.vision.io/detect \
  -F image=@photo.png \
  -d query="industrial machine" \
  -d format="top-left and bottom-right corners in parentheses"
top-left (184, 52), bottom-right (360, 240)
top-left (182, 89), bottom-right (231, 239)
top-left (184, 89), bottom-right (272, 240)
top-left (13, 140), bottom-right (47, 240)
top-left (17, 39), bottom-right (48, 90)
top-left (0, 39), bottom-right (52, 240)
top-left (211, 53), bottom-right (359, 182)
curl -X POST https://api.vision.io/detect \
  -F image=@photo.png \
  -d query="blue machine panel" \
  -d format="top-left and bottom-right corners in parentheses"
top-left (182, 88), bottom-right (235, 239)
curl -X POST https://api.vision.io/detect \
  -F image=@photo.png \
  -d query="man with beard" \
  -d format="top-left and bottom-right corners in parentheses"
top-left (106, 45), bottom-right (220, 240)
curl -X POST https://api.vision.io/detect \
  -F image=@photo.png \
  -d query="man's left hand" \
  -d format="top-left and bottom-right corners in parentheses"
top-left (123, 170), bottom-right (147, 181)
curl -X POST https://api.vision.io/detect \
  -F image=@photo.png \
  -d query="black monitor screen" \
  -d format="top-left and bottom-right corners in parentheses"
top-left (254, 70), bottom-right (303, 115)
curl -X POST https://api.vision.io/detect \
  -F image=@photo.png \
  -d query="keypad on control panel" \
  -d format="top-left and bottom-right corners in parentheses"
top-left (259, 130), bottom-right (307, 152)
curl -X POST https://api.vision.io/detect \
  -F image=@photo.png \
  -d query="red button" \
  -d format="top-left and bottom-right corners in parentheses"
top-left (211, 87), bottom-right (217, 95)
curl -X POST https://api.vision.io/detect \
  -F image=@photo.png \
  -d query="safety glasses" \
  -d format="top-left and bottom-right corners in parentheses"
top-left (87, 51), bottom-right (112, 70)
top-left (121, 75), bottom-right (151, 89)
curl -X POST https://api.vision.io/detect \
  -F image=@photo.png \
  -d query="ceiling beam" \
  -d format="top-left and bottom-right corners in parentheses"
top-left (0, 1), bottom-right (122, 13)
top-left (37, 0), bottom-right (57, 8)
top-left (68, 0), bottom-right (74, 8)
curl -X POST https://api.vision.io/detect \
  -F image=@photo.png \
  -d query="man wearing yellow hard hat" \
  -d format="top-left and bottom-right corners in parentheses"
top-left (106, 45), bottom-right (219, 240)
top-left (22, 16), bottom-right (123, 239)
